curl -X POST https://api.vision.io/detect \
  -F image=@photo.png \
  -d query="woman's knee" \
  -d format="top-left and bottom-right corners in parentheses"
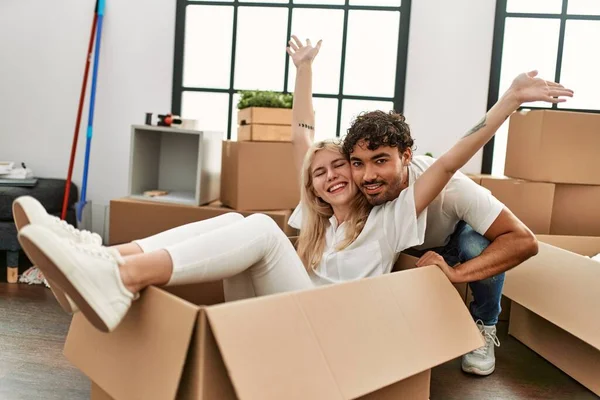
top-left (245, 213), bottom-right (280, 232)
top-left (222, 212), bottom-right (244, 223)
top-left (245, 213), bottom-right (288, 244)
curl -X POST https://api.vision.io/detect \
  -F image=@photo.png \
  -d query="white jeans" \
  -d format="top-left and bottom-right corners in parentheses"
top-left (133, 213), bottom-right (313, 301)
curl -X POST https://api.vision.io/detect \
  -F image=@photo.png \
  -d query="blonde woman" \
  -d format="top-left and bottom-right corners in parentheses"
top-left (15, 36), bottom-right (572, 333)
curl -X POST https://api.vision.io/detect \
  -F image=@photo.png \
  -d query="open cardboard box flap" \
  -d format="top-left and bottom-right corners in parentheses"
top-left (503, 237), bottom-right (600, 351)
top-left (65, 267), bottom-right (483, 399)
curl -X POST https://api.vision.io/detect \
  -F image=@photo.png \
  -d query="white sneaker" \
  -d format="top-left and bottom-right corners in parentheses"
top-left (12, 195), bottom-right (103, 314)
top-left (12, 195), bottom-right (102, 245)
top-left (461, 320), bottom-right (500, 376)
top-left (18, 224), bottom-right (135, 333)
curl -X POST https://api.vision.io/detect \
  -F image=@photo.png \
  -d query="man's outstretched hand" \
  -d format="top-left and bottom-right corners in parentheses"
top-left (286, 35), bottom-right (322, 68)
top-left (508, 70), bottom-right (574, 105)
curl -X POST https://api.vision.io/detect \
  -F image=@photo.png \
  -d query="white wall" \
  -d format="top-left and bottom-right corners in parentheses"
top-left (0, 0), bottom-right (497, 237)
top-left (0, 0), bottom-right (175, 237)
top-left (404, 0), bottom-right (497, 174)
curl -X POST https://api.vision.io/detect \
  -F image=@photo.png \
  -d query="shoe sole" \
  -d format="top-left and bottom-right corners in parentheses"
top-left (18, 227), bottom-right (113, 333)
top-left (462, 364), bottom-right (495, 376)
top-left (13, 198), bottom-right (77, 315)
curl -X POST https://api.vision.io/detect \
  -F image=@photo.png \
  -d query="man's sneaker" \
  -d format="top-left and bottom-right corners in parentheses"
top-left (18, 224), bottom-right (135, 333)
top-left (461, 320), bottom-right (500, 376)
top-left (13, 195), bottom-right (103, 314)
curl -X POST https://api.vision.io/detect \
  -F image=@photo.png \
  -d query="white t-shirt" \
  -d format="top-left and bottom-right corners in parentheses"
top-left (288, 185), bottom-right (427, 287)
top-left (408, 155), bottom-right (504, 250)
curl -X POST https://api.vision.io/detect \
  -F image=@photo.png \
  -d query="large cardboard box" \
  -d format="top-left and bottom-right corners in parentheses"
top-left (220, 141), bottom-right (300, 211)
top-left (109, 197), bottom-right (297, 245)
top-left (550, 184), bottom-right (600, 236)
top-left (504, 109), bottom-right (600, 185)
top-left (503, 235), bottom-right (600, 396)
top-left (65, 267), bottom-right (484, 400)
top-left (393, 253), bottom-right (468, 304)
top-left (479, 176), bottom-right (555, 234)
top-left (398, 248), bottom-right (511, 322)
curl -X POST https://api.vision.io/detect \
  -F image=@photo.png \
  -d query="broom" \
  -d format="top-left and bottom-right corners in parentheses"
top-left (60, 0), bottom-right (99, 221)
top-left (77, 0), bottom-right (106, 224)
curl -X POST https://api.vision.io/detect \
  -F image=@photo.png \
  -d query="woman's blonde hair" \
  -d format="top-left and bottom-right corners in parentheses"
top-left (296, 140), bottom-right (371, 270)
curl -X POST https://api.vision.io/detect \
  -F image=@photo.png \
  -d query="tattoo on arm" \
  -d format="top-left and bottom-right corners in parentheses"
top-left (299, 122), bottom-right (314, 130)
top-left (462, 116), bottom-right (487, 138)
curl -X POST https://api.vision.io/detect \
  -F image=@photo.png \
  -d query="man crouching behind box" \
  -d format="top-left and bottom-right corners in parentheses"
top-left (341, 112), bottom-right (539, 376)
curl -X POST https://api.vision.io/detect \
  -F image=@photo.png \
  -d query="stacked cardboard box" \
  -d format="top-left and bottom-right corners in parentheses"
top-left (467, 110), bottom-right (600, 323)
top-left (504, 109), bottom-right (600, 236)
top-left (468, 109), bottom-right (600, 237)
top-left (237, 106), bottom-right (292, 142)
top-left (220, 106), bottom-right (300, 211)
top-left (469, 109), bottom-right (600, 393)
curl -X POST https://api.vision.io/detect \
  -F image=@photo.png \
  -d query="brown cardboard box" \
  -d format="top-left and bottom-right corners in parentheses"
top-left (237, 107), bottom-right (293, 142)
top-left (504, 109), bottom-right (600, 185)
top-left (220, 141), bottom-right (300, 211)
top-left (397, 249), bottom-right (511, 321)
top-left (550, 184), bottom-right (600, 236)
top-left (479, 176), bottom-right (555, 234)
top-left (109, 197), bottom-right (297, 245)
top-left (67, 267), bottom-right (484, 400)
top-left (238, 124), bottom-right (291, 142)
top-left (393, 253), bottom-right (468, 304)
top-left (503, 235), bottom-right (600, 395)
top-left (237, 107), bottom-right (292, 126)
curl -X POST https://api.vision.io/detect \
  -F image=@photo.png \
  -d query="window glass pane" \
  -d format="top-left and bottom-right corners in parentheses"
top-left (294, 0), bottom-right (345, 4)
top-left (313, 98), bottom-right (339, 141)
top-left (184, 6), bottom-right (233, 89)
top-left (559, 20), bottom-right (600, 110)
top-left (506, 0), bottom-right (562, 14)
top-left (181, 92), bottom-right (230, 139)
top-left (343, 10), bottom-right (400, 97)
top-left (493, 18), bottom-right (560, 175)
top-left (340, 99), bottom-right (395, 139)
top-left (234, 7), bottom-right (288, 91)
top-left (499, 18), bottom-right (560, 108)
top-left (350, 0), bottom-right (401, 6)
top-left (240, 0), bottom-right (288, 2)
top-left (568, 0), bottom-right (600, 15)
top-left (190, 0), bottom-right (232, 2)
top-left (287, 8), bottom-right (344, 94)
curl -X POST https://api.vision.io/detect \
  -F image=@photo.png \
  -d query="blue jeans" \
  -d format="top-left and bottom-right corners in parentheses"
top-left (422, 221), bottom-right (504, 326)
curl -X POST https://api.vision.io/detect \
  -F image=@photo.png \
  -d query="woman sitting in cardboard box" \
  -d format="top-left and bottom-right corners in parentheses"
top-left (14, 37), bottom-right (572, 340)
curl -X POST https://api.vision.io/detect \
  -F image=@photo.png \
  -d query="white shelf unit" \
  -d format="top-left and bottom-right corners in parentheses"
top-left (128, 125), bottom-right (222, 206)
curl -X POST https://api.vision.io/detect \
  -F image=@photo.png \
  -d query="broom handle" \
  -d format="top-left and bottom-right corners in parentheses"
top-left (61, 0), bottom-right (99, 220)
top-left (80, 0), bottom-right (106, 211)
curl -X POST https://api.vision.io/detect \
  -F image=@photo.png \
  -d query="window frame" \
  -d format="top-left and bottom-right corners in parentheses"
top-left (171, 0), bottom-right (412, 140)
top-left (482, 0), bottom-right (600, 174)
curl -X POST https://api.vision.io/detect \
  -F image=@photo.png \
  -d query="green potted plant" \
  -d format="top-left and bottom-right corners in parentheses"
top-left (236, 90), bottom-right (294, 142)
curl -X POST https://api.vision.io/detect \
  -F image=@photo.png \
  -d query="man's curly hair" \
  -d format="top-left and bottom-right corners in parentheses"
top-left (342, 110), bottom-right (414, 157)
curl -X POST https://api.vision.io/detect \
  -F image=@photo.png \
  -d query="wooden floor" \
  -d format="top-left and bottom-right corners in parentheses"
top-left (0, 283), bottom-right (597, 400)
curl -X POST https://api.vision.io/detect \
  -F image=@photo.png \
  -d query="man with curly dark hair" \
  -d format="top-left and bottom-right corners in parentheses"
top-left (342, 109), bottom-right (539, 377)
